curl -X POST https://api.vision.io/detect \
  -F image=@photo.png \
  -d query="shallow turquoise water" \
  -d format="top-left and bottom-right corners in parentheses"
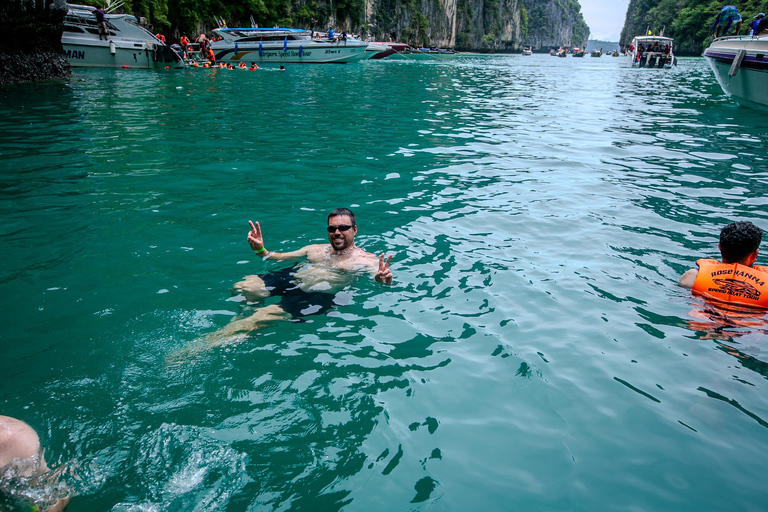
top-left (1, 55), bottom-right (768, 511)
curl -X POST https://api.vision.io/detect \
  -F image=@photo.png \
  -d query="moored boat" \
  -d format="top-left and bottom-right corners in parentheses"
top-left (62, 4), bottom-right (184, 68)
top-left (210, 27), bottom-right (368, 64)
top-left (399, 47), bottom-right (457, 59)
top-left (522, 47), bottom-right (533, 56)
top-left (628, 35), bottom-right (675, 68)
top-left (703, 35), bottom-right (768, 111)
top-left (572, 47), bottom-right (585, 57)
top-left (367, 42), bottom-right (409, 59)
top-left (590, 49), bottom-right (602, 57)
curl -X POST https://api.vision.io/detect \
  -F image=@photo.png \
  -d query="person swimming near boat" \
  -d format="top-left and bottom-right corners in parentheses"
top-left (712, 5), bottom-right (743, 38)
top-left (249, 62), bottom-right (258, 70)
top-left (0, 416), bottom-right (70, 512)
top-left (220, 208), bottom-right (392, 336)
top-left (680, 221), bottom-right (768, 311)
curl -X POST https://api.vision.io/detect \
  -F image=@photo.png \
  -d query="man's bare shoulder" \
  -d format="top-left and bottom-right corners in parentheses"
top-left (679, 268), bottom-right (698, 289)
top-left (304, 244), bottom-right (330, 260)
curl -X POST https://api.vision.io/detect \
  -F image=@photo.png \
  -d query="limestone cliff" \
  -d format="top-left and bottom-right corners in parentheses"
top-left (337, 0), bottom-right (586, 51)
top-left (0, 0), bottom-right (70, 85)
top-left (520, 0), bottom-right (589, 51)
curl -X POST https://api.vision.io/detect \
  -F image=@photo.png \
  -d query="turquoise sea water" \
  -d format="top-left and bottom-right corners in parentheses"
top-left (1, 54), bottom-right (768, 511)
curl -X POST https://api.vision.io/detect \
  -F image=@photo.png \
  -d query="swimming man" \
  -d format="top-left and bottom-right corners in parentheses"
top-left (0, 416), bottom-right (70, 511)
top-left (223, 208), bottom-right (392, 334)
top-left (679, 221), bottom-right (768, 310)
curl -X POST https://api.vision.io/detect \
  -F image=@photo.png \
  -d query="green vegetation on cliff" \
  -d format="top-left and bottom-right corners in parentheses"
top-left (621, 0), bottom-right (768, 55)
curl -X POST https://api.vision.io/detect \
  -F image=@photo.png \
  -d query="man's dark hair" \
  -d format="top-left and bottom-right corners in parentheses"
top-left (328, 208), bottom-right (355, 226)
top-left (720, 221), bottom-right (762, 262)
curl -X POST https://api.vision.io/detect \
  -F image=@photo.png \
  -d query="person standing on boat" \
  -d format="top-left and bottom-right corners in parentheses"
top-left (310, 16), bottom-right (316, 37)
top-left (756, 15), bottom-right (768, 35)
top-left (747, 13), bottom-right (765, 35)
top-left (711, 5), bottom-right (743, 38)
top-left (679, 221), bottom-right (768, 310)
top-left (94, 6), bottom-right (108, 40)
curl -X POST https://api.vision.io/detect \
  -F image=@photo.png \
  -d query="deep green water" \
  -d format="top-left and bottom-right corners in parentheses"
top-left (1, 54), bottom-right (768, 511)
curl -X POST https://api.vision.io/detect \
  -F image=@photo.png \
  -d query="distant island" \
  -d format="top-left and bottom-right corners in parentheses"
top-left (584, 40), bottom-right (620, 53)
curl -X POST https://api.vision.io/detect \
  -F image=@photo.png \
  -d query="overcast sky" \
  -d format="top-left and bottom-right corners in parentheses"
top-left (580, 0), bottom-right (631, 41)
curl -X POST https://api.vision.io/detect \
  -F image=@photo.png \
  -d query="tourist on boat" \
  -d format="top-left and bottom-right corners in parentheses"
top-left (180, 34), bottom-right (189, 53)
top-left (310, 16), bottom-right (316, 37)
top-left (215, 209), bottom-right (393, 336)
top-left (679, 221), bottom-right (768, 310)
top-left (756, 15), bottom-right (768, 35)
top-left (711, 5), bottom-right (742, 38)
top-left (747, 13), bottom-right (765, 35)
top-left (208, 48), bottom-right (216, 64)
top-left (94, 6), bottom-right (108, 40)
top-left (0, 415), bottom-right (70, 511)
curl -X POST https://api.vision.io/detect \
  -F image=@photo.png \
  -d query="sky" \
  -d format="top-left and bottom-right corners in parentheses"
top-left (579, 0), bottom-right (631, 41)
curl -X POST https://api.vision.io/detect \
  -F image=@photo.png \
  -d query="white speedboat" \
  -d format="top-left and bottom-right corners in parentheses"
top-left (62, 4), bottom-right (184, 68)
top-left (629, 36), bottom-right (675, 68)
top-left (210, 28), bottom-right (368, 64)
top-left (703, 35), bottom-right (768, 111)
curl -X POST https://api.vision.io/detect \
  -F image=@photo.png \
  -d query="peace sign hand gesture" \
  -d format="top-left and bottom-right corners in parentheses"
top-left (247, 220), bottom-right (264, 252)
top-left (375, 253), bottom-right (393, 284)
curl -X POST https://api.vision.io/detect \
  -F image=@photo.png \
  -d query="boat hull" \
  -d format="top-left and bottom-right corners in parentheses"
top-left (211, 41), bottom-right (368, 64)
top-left (703, 36), bottom-right (768, 111)
top-left (63, 40), bottom-right (178, 69)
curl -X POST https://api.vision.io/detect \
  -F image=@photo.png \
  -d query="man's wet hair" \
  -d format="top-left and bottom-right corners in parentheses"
top-left (328, 208), bottom-right (355, 226)
top-left (720, 221), bottom-right (762, 262)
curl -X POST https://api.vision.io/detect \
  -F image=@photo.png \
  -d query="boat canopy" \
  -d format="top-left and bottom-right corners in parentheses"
top-left (213, 27), bottom-right (312, 42)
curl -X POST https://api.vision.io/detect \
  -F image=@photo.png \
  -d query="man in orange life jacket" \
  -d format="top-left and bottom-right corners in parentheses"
top-left (679, 221), bottom-right (768, 309)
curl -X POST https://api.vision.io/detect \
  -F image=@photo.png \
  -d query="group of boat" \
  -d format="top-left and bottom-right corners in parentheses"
top-left (61, 3), bottom-right (768, 112)
top-left (61, 3), bottom-right (457, 68)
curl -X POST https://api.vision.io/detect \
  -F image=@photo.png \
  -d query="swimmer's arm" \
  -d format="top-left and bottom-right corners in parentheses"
top-left (43, 497), bottom-right (71, 512)
top-left (247, 220), bottom-right (310, 261)
top-left (679, 269), bottom-right (697, 289)
top-left (262, 246), bottom-right (312, 261)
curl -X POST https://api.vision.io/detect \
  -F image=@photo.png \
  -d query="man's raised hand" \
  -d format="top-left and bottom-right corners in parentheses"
top-left (375, 253), bottom-right (393, 284)
top-left (247, 220), bottom-right (264, 252)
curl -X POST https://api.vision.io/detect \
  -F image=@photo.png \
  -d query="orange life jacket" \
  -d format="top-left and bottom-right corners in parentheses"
top-left (691, 259), bottom-right (768, 310)
top-left (156, 33), bottom-right (165, 43)
top-left (180, 36), bottom-right (189, 45)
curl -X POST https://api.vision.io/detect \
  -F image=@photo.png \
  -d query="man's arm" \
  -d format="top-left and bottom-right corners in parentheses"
top-left (247, 220), bottom-right (310, 261)
top-left (679, 268), bottom-right (697, 289)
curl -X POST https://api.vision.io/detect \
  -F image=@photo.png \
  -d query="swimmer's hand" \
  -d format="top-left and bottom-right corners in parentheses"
top-left (375, 254), bottom-right (393, 284)
top-left (247, 220), bottom-right (264, 252)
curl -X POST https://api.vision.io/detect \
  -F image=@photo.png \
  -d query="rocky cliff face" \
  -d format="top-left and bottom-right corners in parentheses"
top-left (337, 0), bottom-right (583, 51)
top-left (0, 0), bottom-right (70, 85)
top-left (520, 0), bottom-right (588, 51)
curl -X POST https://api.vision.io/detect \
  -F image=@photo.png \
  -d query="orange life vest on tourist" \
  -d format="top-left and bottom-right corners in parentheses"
top-left (691, 259), bottom-right (768, 310)
top-left (180, 36), bottom-right (189, 46)
top-left (156, 33), bottom-right (165, 43)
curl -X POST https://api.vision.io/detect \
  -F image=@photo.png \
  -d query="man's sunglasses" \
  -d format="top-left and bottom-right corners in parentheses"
top-left (327, 225), bottom-right (354, 233)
